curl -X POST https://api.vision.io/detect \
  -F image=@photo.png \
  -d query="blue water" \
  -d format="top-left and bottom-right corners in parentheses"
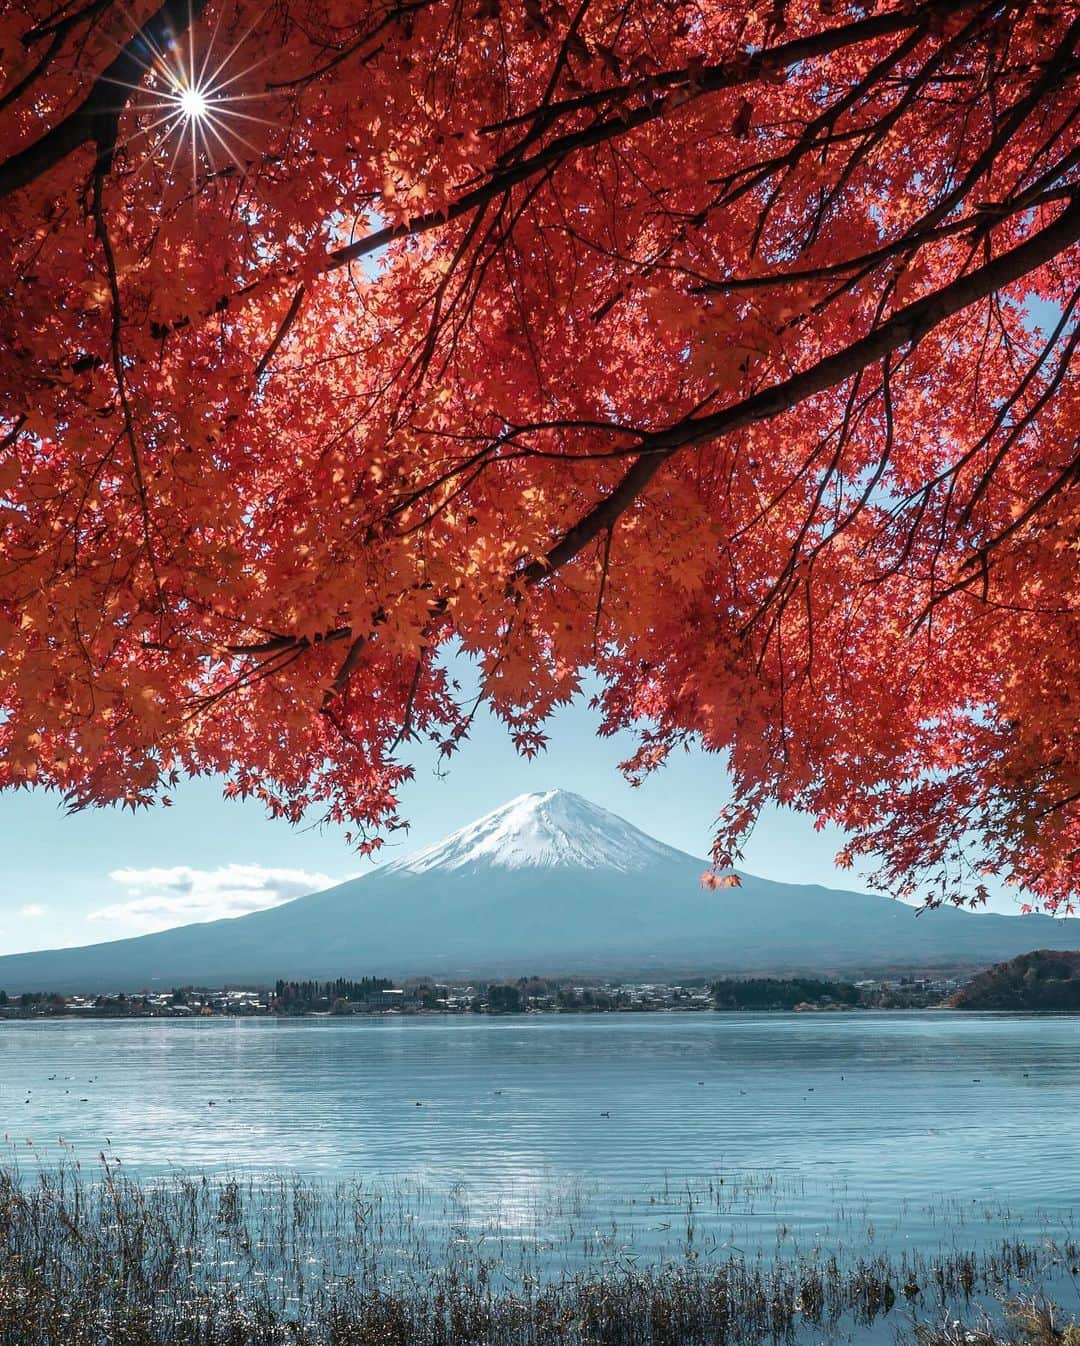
top-left (2, 1010), bottom-right (1079, 1265)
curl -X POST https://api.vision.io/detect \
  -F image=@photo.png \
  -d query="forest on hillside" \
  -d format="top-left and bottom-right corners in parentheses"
top-left (950, 951), bottom-right (1080, 1010)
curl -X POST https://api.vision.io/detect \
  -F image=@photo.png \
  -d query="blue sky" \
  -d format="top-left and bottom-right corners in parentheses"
top-left (0, 679), bottom-right (1026, 955)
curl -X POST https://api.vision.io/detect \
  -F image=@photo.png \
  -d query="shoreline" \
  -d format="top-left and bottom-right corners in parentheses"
top-left (0, 1001), bottom-right (963, 1021)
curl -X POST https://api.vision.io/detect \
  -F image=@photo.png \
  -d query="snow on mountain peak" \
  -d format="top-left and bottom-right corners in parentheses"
top-left (381, 789), bottom-right (687, 875)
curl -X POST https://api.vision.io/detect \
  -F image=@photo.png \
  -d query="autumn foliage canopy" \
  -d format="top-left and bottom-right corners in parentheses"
top-left (0, 0), bottom-right (1077, 907)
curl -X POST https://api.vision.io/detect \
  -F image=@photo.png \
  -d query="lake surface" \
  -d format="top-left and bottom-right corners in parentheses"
top-left (2, 1011), bottom-right (1079, 1268)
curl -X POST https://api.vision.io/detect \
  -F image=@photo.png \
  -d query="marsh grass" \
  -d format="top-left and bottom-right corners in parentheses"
top-left (0, 1165), bottom-right (1076, 1345)
top-left (916, 1297), bottom-right (1080, 1346)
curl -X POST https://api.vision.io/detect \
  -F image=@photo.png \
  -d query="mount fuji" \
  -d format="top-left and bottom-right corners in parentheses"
top-left (380, 790), bottom-right (685, 875)
top-left (1, 789), bottom-right (1077, 991)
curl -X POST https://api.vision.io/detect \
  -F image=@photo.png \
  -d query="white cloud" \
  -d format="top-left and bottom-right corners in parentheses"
top-left (17, 903), bottom-right (48, 918)
top-left (87, 864), bottom-right (349, 935)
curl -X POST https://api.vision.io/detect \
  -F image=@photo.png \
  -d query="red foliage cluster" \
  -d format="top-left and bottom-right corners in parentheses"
top-left (0, 0), bottom-right (1076, 905)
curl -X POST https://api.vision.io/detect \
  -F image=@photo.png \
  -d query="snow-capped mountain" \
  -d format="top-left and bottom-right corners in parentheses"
top-left (383, 790), bottom-right (685, 875)
top-left (0, 789), bottom-right (1077, 991)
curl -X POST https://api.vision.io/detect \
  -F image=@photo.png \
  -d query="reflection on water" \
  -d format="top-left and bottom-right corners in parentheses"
top-left (1, 1010), bottom-right (1079, 1259)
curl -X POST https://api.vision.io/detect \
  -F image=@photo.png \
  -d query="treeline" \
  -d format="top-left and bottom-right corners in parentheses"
top-left (480, 981), bottom-right (717, 1013)
top-left (1, 973), bottom-right (965, 1017)
top-left (711, 978), bottom-right (860, 1010)
top-left (274, 977), bottom-right (394, 1006)
top-left (0, 990), bottom-right (173, 1016)
top-left (0, 990), bottom-right (64, 1008)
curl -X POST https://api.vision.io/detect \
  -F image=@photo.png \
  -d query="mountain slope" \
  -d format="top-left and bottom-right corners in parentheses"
top-left (0, 790), bottom-right (1075, 992)
top-left (949, 950), bottom-right (1080, 1010)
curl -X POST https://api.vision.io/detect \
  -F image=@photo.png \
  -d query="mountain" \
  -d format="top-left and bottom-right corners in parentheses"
top-left (379, 789), bottom-right (681, 874)
top-left (1, 789), bottom-right (1077, 992)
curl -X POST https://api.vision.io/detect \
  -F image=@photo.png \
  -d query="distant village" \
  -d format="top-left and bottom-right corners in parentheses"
top-left (0, 972), bottom-right (969, 1018)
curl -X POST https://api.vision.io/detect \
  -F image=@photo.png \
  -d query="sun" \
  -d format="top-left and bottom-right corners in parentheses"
top-left (178, 85), bottom-right (209, 121)
top-left (105, 7), bottom-right (277, 179)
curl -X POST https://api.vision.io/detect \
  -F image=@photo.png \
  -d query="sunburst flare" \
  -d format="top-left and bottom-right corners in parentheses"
top-left (101, 2), bottom-right (278, 182)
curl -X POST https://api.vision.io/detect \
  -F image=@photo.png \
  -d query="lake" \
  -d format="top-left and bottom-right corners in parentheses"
top-left (2, 1010), bottom-right (1079, 1265)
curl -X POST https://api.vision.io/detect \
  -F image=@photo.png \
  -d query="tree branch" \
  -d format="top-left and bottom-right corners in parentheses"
top-left (0, 0), bottom-right (210, 198)
top-left (319, 1), bottom-right (985, 280)
top-left (516, 190), bottom-right (1080, 588)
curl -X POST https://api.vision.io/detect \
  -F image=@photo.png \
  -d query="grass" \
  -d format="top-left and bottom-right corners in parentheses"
top-left (917, 1298), bottom-right (1080, 1346)
top-left (0, 1164), bottom-right (1077, 1345)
